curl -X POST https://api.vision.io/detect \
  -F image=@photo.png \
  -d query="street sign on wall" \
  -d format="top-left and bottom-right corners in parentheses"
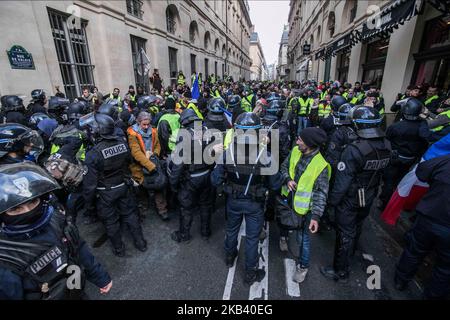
top-left (7, 45), bottom-right (35, 70)
top-left (303, 43), bottom-right (311, 55)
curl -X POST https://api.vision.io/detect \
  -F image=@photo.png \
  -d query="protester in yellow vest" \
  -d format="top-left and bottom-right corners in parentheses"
top-left (177, 71), bottom-right (186, 86)
top-left (279, 127), bottom-right (330, 283)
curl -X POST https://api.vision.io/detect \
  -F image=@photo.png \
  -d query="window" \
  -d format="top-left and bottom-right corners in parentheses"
top-left (190, 54), bottom-right (196, 74)
top-left (189, 21), bottom-right (198, 43)
top-left (349, 1), bottom-right (357, 23)
top-left (205, 58), bottom-right (209, 78)
top-left (168, 47), bottom-right (178, 86)
top-left (166, 5), bottom-right (178, 34)
top-left (204, 32), bottom-right (211, 50)
top-left (362, 38), bottom-right (389, 88)
top-left (215, 61), bottom-right (218, 77)
top-left (48, 9), bottom-right (95, 100)
top-left (126, 0), bottom-right (143, 19)
top-left (130, 35), bottom-right (149, 93)
top-left (337, 52), bottom-right (350, 83)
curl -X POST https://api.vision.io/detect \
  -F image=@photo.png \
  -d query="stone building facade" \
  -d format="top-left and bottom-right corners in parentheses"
top-left (249, 32), bottom-right (268, 81)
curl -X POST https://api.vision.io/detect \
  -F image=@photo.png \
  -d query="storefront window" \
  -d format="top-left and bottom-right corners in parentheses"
top-left (337, 52), bottom-right (350, 83)
top-left (362, 37), bottom-right (389, 88)
top-left (420, 15), bottom-right (450, 51)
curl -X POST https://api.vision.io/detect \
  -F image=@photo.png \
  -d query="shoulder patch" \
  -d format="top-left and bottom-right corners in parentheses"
top-left (337, 162), bottom-right (346, 171)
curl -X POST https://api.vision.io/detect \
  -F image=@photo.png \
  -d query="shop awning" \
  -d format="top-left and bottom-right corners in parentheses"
top-left (315, 48), bottom-right (325, 60)
top-left (320, 31), bottom-right (359, 60)
top-left (358, 0), bottom-right (424, 42)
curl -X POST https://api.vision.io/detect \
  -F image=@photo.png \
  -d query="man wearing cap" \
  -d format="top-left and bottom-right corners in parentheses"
top-left (278, 127), bottom-right (331, 283)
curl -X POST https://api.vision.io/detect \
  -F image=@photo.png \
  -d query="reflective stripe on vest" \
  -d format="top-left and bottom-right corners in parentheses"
top-left (425, 95), bottom-right (439, 106)
top-left (432, 110), bottom-right (450, 132)
top-left (298, 97), bottom-right (312, 115)
top-left (241, 94), bottom-right (254, 112)
top-left (158, 113), bottom-right (181, 151)
top-left (177, 75), bottom-right (185, 85)
top-left (318, 103), bottom-right (331, 117)
top-left (281, 147), bottom-right (331, 215)
top-left (187, 103), bottom-right (204, 120)
top-left (50, 133), bottom-right (86, 161)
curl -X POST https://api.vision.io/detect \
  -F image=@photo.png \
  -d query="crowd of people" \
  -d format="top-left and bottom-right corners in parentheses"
top-left (0, 72), bottom-right (449, 300)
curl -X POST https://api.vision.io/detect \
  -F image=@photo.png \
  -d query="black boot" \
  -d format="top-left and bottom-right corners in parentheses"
top-left (113, 243), bottom-right (126, 257)
top-left (225, 251), bottom-right (238, 267)
top-left (171, 231), bottom-right (191, 243)
top-left (244, 268), bottom-right (266, 286)
top-left (134, 239), bottom-right (148, 252)
top-left (320, 266), bottom-right (348, 283)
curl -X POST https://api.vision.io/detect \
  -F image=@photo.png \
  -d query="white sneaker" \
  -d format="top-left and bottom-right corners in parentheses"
top-left (293, 265), bottom-right (308, 283)
top-left (279, 237), bottom-right (288, 252)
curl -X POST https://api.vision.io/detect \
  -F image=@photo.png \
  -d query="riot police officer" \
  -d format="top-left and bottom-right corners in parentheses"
top-left (47, 96), bottom-right (70, 125)
top-left (1, 95), bottom-right (28, 125)
top-left (379, 98), bottom-right (428, 210)
top-left (0, 163), bottom-right (112, 299)
top-left (204, 97), bottom-right (229, 132)
top-left (321, 106), bottom-right (391, 282)
top-left (98, 101), bottom-right (127, 139)
top-left (81, 113), bottom-right (147, 257)
top-left (27, 89), bottom-right (48, 115)
top-left (211, 112), bottom-right (283, 285)
top-left (169, 109), bottom-right (214, 242)
top-left (320, 95), bottom-right (347, 137)
top-left (0, 123), bottom-right (44, 165)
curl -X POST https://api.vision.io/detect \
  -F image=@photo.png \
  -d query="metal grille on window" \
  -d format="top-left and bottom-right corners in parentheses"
top-left (126, 0), bottom-right (143, 19)
top-left (130, 35), bottom-right (149, 93)
top-left (48, 9), bottom-right (95, 100)
top-left (167, 11), bottom-right (176, 34)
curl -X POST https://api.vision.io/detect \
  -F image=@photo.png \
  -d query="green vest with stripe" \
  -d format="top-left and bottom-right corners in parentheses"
top-left (425, 95), bottom-right (439, 106)
top-left (318, 103), bottom-right (331, 118)
top-left (281, 147), bottom-right (331, 215)
top-left (187, 102), bottom-right (204, 120)
top-left (50, 131), bottom-right (86, 162)
top-left (241, 94), bottom-right (254, 112)
top-left (223, 128), bottom-right (234, 150)
top-left (158, 113), bottom-right (181, 151)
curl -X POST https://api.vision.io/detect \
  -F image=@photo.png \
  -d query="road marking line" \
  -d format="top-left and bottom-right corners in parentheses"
top-left (284, 258), bottom-right (301, 297)
top-left (222, 220), bottom-right (246, 300)
top-left (249, 223), bottom-right (269, 300)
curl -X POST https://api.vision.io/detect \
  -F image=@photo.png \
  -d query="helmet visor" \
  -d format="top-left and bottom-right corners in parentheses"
top-left (79, 112), bottom-right (98, 132)
top-left (22, 130), bottom-right (44, 160)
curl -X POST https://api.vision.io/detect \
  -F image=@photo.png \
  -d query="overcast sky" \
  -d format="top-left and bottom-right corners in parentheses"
top-left (248, 0), bottom-right (290, 66)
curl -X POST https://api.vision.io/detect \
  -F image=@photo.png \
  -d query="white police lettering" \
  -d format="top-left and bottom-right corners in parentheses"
top-left (337, 162), bottom-right (346, 171)
top-left (30, 246), bottom-right (63, 274)
top-left (101, 144), bottom-right (127, 159)
top-left (13, 177), bottom-right (32, 197)
top-left (363, 158), bottom-right (389, 170)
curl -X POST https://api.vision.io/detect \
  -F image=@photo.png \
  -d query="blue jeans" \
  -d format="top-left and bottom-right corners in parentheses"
top-left (224, 198), bottom-right (264, 271)
top-left (296, 214), bottom-right (311, 268)
top-left (297, 116), bottom-right (310, 135)
top-left (396, 214), bottom-right (450, 299)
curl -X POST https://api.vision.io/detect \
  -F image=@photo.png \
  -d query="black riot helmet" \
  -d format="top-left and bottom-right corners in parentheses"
top-left (31, 89), bottom-right (46, 102)
top-left (227, 95), bottom-right (241, 109)
top-left (179, 108), bottom-right (201, 127)
top-left (234, 112), bottom-right (262, 130)
top-left (79, 112), bottom-right (115, 139)
top-left (0, 163), bottom-right (60, 214)
top-left (0, 123), bottom-right (44, 159)
top-left (67, 101), bottom-right (88, 121)
top-left (331, 95), bottom-right (348, 114)
top-left (137, 95), bottom-right (158, 110)
top-left (1, 95), bottom-right (25, 112)
top-left (338, 103), bottom-right (354, 125)
top-left (28, 112), bottom-right (51, 130)
top-left (401, 98), bottom-right (423, 121)
top-left (263, 99), bottom-right (284, 122)
top-left (350, 105), bottom-right (384, 138)
top-left (48, 96), bottom-right (69, 114)
top-left (207, 97), bottom-right (226, 114)
top-left (98, 102), bottom-right (119, 121)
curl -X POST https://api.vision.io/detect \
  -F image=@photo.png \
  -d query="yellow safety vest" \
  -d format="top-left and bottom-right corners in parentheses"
top-left (318, 103), bottom-right (331, 118)
top-left (298, 97), bottom-right (312, 116)
top-left (241, 94), bottom-right (254, 112)
top-left (177, 75), bottom-right (186, 85)
top-left (109, 94), bottom-right (122, 112)
top-left (158, 113), bottom-right (181, 151)
top-left (223, 128), bottom-right (234, 150)
top-left (187, 102), bottom-right (204, 120)
top-left (281, 147), bottom-right (331, 215)
top-left (425, 95), bottom-right (439, 106)
top-left (50, 133), bottom-right (86, 162)
top-left (432, 110), bottom-right (450, 132)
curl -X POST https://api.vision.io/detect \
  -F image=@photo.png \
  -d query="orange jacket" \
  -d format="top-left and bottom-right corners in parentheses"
top-left (127, 126), bottom-right (161, 184)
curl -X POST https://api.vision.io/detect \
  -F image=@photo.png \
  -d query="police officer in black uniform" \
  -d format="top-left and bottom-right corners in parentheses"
top-left (320, 95), bottom-right (347, 138)
top-left (379, 98), bottom-right (429, 210)
top-left (321, 103), bottom-right (358, 231)
top-left (82, 113), bottom-right (147, 257)
top-left (321, 106), bottom-right (391, 282)
top-left (0, 163), bottom-right (112, 299)
top-left (168, 109), bottom-right (214, 242)
top-left (211, 112), bottom-right (283, 285)
top-left (27, 89), bottom-right (48, 115)
top-left (1, 95), bottom-right (28, 125)
top-left (0, 123), bottom-right (44, 165)
top-left (98, 101), bottom-right (127, 139)
top-left (204, 97), bottom-right (230, 133)
top-left (47, 96), bottom-right (70, 125)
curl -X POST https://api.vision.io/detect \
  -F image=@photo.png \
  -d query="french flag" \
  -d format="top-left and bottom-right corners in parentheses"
top-left (381, 133), bottom-right (450, 225)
